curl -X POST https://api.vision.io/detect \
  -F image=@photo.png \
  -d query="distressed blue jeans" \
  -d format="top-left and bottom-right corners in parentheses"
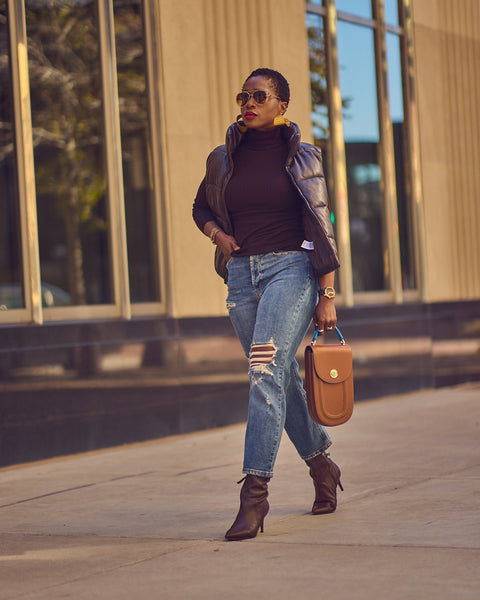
top-left (226, 251), bottom-right (332, 478)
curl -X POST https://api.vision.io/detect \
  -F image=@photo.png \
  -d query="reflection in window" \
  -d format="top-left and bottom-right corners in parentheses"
top-left (385, 0), bottom-right (399, 26)
top-left (307, 11), bottom-right (338, 278)
top-left (336, 0), bottom-right (372, 19)
top-left (338, 21), bottom-right (386, 292)
top-left (387, 32), bottom-right (415, 290)
top-left (0, 4), bottom-right (24, 307)
top-left (26, 0), bottom-right (111, 306)
top-left (307, 13), bottom-right (329, 149)
top-left (114, 0), bottom-right (160, 303)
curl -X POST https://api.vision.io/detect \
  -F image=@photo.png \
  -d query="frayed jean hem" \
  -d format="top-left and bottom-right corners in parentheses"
top-left (302, 440), bottom-right (333, 463)
top-left (242, 468), bottom-right (273, 479)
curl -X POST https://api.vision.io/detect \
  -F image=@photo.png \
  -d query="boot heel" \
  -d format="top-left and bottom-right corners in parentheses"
top-left (260, 519), bottom-right (264, 533)
top-left (339, 480), bottom-right (344, 492)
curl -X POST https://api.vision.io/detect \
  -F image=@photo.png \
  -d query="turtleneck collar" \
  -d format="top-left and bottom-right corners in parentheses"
top-left (226, 119), bottom-right (301, 163)
top-left (242, 126), bottom-right (284, 151)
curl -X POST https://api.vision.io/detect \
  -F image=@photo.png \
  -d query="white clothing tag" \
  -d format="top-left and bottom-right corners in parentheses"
top-left (301, 240), bottom-right (314, 250)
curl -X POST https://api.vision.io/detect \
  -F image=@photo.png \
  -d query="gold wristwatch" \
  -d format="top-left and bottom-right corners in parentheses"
top-left (319, 287), bottom-right (336, 299)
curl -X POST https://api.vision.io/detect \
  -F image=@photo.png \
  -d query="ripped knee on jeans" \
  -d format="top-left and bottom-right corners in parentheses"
top-left (249, 340), bottom-right (277, 374)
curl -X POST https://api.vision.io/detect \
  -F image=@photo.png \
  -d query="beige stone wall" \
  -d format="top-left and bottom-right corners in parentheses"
top-left (157, 0), bottom-right (313, 317)
top-left (157, 0), bottom-right (480, 318)
top-left (412, 0), bottom-right (480, 302)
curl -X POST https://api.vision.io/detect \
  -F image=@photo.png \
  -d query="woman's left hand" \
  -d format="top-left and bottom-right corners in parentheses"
top-left (313, 297), bottom-right (337, 335)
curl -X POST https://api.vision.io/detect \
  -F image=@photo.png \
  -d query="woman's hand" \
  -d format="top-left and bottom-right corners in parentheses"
top-left (215, 231), bottom-right (240, 259)
top-left (313, 296), bottom-right (337, 335)
top-left (314, 272), bottom-right (337, 335)
top-left (204, 221), bottom-right (240, 259)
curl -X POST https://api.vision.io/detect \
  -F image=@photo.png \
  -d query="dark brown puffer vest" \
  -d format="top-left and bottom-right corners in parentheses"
top-left (205, 121), bottom-right (340, 282)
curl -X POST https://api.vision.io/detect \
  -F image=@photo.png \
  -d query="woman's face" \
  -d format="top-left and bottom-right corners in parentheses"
top-left (239, 75), bottom-right (288, 131)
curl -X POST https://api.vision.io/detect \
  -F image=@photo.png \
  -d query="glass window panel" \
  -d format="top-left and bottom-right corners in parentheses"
top-left (337, 21), bottom-right (386, 292)
top-left (387, 32), bottom-right (415, 289)
top-left (26, 0), bottom-right (111, 306)
top-left (307, 0), bottom-right (324, 6)
top-left (114, 0), bottom-right (160, 303)
top-left (336, 0), bottom-right (372, 19)
top-left (307, 12), bottom-right (339, 290)
top-left (307, 14), bottom-right (329, 153)
top-left (385, 0), bottom-right (399, 26)
top-left (0, 3), bottom-right (24, 309)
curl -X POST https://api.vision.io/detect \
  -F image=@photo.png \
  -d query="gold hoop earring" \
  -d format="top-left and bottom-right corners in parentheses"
top-left (274, 115), bottom-right (290, 127)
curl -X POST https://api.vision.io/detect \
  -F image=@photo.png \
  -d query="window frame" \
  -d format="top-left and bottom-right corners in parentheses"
top-left (4, 0), bottom-right (168, 325)
top-left (306, 0), bottom-right (425, 305)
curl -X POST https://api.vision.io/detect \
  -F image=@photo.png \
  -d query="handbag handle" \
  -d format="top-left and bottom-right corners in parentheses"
top-left (311, 326), bottom-right (346, 346)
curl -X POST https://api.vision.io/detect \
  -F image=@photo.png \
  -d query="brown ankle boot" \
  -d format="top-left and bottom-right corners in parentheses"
top-left (225, 474), bottom-right (269, 541)
top-left (306, 453), bottom-right (343, 515)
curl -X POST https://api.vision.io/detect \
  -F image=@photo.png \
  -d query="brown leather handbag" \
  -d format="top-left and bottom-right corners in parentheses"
top-left (304, 327), bottom-right (354, 426)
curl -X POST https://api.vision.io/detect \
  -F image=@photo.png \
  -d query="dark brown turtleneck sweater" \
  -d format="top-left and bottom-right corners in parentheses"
top-left (193, 126), bottom-right (305, 257)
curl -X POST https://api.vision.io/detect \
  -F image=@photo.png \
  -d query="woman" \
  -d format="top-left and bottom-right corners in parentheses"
top-left (192, 68), bottom-right (343, 541)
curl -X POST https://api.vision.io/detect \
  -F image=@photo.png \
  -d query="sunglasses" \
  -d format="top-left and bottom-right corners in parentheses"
top-left (236, 90), bottom-right (281, 106)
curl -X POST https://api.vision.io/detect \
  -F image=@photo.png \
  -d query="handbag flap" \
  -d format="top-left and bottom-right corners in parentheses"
top-left (309, 344), bottom-right (352, 384)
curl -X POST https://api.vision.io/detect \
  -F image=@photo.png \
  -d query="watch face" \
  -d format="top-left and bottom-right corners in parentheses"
top-left (324, 287), bottom-right (335, 299)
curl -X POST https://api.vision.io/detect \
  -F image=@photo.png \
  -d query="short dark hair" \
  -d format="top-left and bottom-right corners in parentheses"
top-left (244, 68), bottom-right (290, 105)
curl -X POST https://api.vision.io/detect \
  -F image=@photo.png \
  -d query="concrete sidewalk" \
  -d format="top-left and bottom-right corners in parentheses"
top-left (0, 384), bottom-right (479, 600)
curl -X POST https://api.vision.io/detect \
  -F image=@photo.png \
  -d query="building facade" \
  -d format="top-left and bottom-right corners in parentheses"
top-left (1, 0), bottom-right (479, 465)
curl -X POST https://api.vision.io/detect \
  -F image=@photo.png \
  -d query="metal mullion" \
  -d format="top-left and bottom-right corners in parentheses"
top-left (373, 0), bottom-right (403, 303)
top-left (400, 0), bottom-right (426, 301)
top-left (8, 0), bottom-right (42, 324)
top-left (336, 11), bottom-right (376, 29)
top-left (134, 0), bottom-right (168, 315)
top-left (386, 23), bottom-right (403, 35)
top-left (97, 0), bottom-right (130, 319)
top-left (306, 3), bottom-right (327, 17)
top-left (324, 0), bottom-right (353, 306)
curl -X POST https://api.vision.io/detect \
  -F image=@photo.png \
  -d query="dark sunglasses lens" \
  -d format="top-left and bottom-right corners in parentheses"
top-left (236, 92), bottom-right (248, 105)
top-left (253, 90), bottom-right (268, 104)
top-left (236, 90), bottom-right (269, 105)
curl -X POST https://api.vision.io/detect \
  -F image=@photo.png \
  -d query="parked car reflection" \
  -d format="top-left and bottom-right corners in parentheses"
top-left (0, 283), bottom-right (71, 309)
